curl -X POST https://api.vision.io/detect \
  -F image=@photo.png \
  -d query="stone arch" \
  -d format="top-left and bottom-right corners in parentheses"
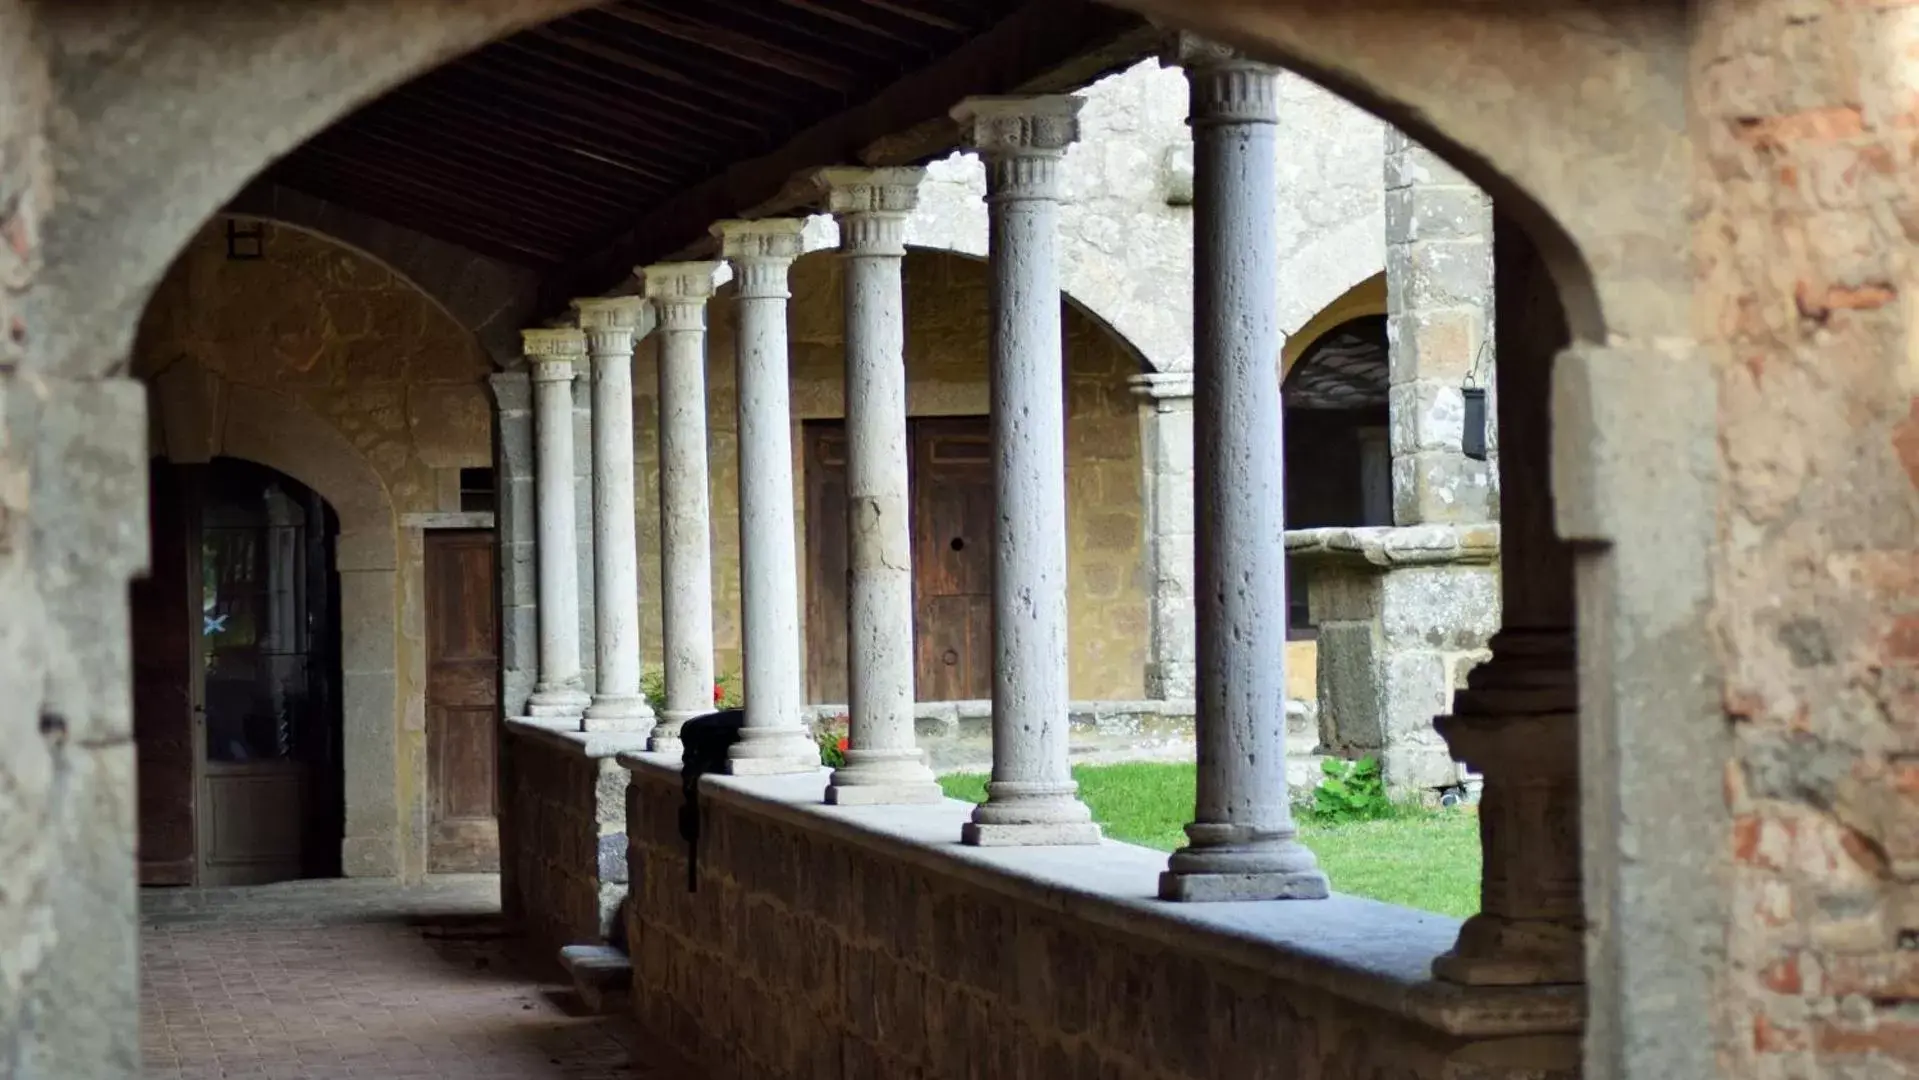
top-left (1281, 271), bottom-right (1387, 377)
top-left (149, 359), bottom-right (409, 880)
top-left (222, 183), bottom-right (541, 369)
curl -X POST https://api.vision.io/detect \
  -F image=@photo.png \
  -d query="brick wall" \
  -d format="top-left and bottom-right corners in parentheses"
top-left (503, 724), bottom-right (636, 964)
top-left (622, 757), bottom-right (1580, 1080)
top-left (1696, 0), bottom-right (1919, 1075)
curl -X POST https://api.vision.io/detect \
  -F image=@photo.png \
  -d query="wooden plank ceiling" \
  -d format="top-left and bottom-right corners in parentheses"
top-left (265, 0), bottom-right (1144, 289)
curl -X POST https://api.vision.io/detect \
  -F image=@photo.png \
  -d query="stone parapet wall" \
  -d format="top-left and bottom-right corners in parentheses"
top-left (621, 755), bottom-right (1580, 1080)
top-left (502, 721), bottom-right (642, 965)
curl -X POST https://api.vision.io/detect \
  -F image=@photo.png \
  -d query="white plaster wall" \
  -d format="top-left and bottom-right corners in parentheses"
top-left (820, 60), bottom-right (1388, 373)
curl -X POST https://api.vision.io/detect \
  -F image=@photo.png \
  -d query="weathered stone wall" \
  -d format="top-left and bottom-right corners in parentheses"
top-left (633, 247), bottom-right (1148, 700)
top-left (131, 221), bottom-right (495, 879)
top-left (622, 757), bottom-right (1580, 1080)
top-left (502, 724), bottom-right (635, 964)
top-left (910, 58), bottom-right (1388, 374)
top-left (1696, 1), bottom-right (1919, 1076)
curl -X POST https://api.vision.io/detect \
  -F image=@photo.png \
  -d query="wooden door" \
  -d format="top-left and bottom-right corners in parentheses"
top-left (802, 425), bottom-right (850, 704)
top-left (133, 461), bottom-right (198, 886)
top-left (425, 530), bottom-right (501, 873)
top-left (911, 418), bottom-right (994, 701)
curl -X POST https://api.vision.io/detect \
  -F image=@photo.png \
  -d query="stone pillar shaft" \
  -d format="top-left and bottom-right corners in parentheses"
top-left (576, 297), bottom-right (654, 731)
top-left (714, 220), bottom-right (817, 775)
top-left (1130, 372), bottom-right (1196, 701)
top-left (1160, 40), bottom-right (1327, 901)
top-left (525, 328), bottom-right (591, 719)
top-left (1432, 211), bottom-right (1583, 986)
top-left (643, 264), bottom-right (722, 753)
top-left (954, 96), bottom-right (1099, 846)
top-left (489, 372), bottom-right (538, 720)
top-left (818, 168), bottom-right (943, 804)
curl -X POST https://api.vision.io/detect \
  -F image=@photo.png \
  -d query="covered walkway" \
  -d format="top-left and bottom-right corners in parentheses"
top-left (139, 878), bottom-right (697, 1080)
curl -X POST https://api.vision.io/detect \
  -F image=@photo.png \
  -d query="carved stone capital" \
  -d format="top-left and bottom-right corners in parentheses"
top-left (952, 95), bottom-right (1082, 160)
top-left (816, 167), bottom-right (924, 257)
top-left (713, 219), bottom-right (805, 299)
top-left (523, 328), bottom-right (585, 382)
top-left (641, 261), bottom-right (724, 332)
top-left (571, 296), bottom-right (648, 358)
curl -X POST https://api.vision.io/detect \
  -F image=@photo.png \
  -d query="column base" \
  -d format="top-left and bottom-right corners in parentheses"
top-left (826, 749), bottom-right (943, 805)
top-left (647, 709), bottom-right (701, 755)
top-left (1432, 914), bottom-right (1584, 986)
top-left (961, 780), bottom-right (1101, 846)
top-left (724, 727), bottom-right (821, 776)
top-left (527, 685), bottom-right (590, 719)
top-left (1158, 824), bottom-right (1329, 901)
top-left (582, 694), bottom-right (654, 732)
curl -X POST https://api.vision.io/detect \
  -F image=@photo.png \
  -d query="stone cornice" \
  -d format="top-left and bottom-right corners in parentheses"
top-left (952, 94), bottom-right (1082, 159)
top-left (1128, 372), bottom-right (1194, 401)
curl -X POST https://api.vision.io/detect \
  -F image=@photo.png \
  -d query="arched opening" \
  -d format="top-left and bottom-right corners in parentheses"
top-left (1282, 314), bottom-right (1392, 634)
top-left (133, 457), bottom-right (344, 886)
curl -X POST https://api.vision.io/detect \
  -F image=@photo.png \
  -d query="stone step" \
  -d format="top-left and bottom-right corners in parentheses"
top-left (558, 944), bottom-right (631, 1015)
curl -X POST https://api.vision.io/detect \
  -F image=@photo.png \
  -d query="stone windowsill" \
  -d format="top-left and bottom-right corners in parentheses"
top-left (617, 750), bottom-right (1580, 1040)
top-left (1285, 524), bottom-right (1501, 569)
top-left (507, 716), bottom-right (651, 759)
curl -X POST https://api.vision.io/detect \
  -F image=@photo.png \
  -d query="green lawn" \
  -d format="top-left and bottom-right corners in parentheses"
top-left (939, 761), bottom-right (1481, 918)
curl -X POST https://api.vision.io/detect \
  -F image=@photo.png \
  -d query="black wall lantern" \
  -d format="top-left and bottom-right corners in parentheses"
top-left (1460, 340), bottom-right (1490, 462)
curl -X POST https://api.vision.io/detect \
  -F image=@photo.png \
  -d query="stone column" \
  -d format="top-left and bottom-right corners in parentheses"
top-left (574, 297), bottom-right (654, 731)
top-left (1128, 371), bottom-right (1196, 701)
top-left (1159, 39), bottom-right (1326, 901)
top-left (1432, 210), bottom-right (1582, 986)
top-left (642, 263), bottom-right (722, 753)
top-left (573, 350), bottom-right (597, 698)
top-left (490, 372), bottom-right (539, 721)
top-left (524, 328), bottom-right (592, 719)
top-left (953, 95), bottom-right (1099, 846)
top-left (712, 220), bottom-right (818, 775)
top-left (816, 167), bottom-right (943, 804)
top-left (1384, 126), bottom-right (1496, 525)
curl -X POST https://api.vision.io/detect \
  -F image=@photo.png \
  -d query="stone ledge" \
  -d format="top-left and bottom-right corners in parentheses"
top-left (618, 751), bottom-right (1580, 1040)
top-left (507, 716), bottom-right (651, 759)
top-left (1286, 524), bottom-right (1500, 568)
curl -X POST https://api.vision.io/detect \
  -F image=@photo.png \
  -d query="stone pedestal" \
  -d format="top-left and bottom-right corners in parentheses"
top-left (524, 328), bottom-right (592, 720)
top-left (641, 263), bottom-right (724, 753)
top-left (714, 220), bottom-right (818, 776)
top-left (1289, 525), bottom-right (1499, 793)
top-left (1129, 371), bottom-right (1196, 701)
top-left (1159, 38), bottom-right (1324, 901)
top-left (575, 297), bottom-right (654, 732)
top-left (953, 95), bottom-right (1099, 847)
top-left (816, 167), bottom-right (943, 805)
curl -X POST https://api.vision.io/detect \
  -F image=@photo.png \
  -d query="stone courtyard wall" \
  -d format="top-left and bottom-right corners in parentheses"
top-left (501, 722), bottom-right (638, 964)
top-left (621, 755), bottom-right (1580, 1080)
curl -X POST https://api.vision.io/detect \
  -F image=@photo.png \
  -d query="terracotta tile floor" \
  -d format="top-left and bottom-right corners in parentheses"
top-left (140, 875), bottom-right (700, 1079)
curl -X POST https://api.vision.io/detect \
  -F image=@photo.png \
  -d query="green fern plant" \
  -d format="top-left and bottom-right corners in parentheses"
top-left (1307, 755), bottom-right (1393, 824)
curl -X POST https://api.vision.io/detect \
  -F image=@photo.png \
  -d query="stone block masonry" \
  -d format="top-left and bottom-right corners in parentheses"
top-left (502, 721), bottom-right (645, 965)
top-left (621, 754), bottom-right (1581, 1080)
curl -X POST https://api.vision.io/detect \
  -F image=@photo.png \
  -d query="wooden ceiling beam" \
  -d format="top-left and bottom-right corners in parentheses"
top-left (757, 0), bottom-right (928, 48)
top-left (341, 109), bottom-right (655, 202)
top-left (398, 77), bottom-right (708, 177)
top-left (528, 21), bottom-right (785, 119)
top-left (842, 0), bottom-right (969, 33)
top-left (266, 167), bottom-right (569, 264)
top-left (285, 146), bottom-right (596, 238)
top-left (467, 47), bottom-right (766, 143)
top-left (315, 125), bottom-right (643, 222)
top-left (599, 2), bottom-right (863, 92)
top-left (546, 0), bottom-right (1145, 303)
top-left (383, 86), bottom-right (686, 186)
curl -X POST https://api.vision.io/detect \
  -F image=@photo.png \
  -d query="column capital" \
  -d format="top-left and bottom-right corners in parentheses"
top-left (641, 261), bottom-right (724, 331)
top-left (714, 219), bottom-right (805, 299)
top-left (953, 95), bottom-right (1083, 158)
top-left (571, 296), bottom-right (649, 357)
top-left (816, 167), bottom-right (924, 257)
top-left (523, 328), bottom-right (586, 381)
top-left (1162, 34), bottom-right (1280, 126)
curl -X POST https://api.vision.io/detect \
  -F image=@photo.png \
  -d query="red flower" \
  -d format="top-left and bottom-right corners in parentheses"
top-left (713, 683), bottom-right (724, 704)
top-left (835, 736), bottom-right (849, 753)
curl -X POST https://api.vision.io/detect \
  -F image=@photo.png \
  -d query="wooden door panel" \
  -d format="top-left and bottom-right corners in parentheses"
top-left (134, 460), bottom-right (197, 886)
top-left (201, 761), bottom-right (307, 886)
top-left (426, 531), bottom-right (501, 873)
top-left (911, 418), bottom-right (993, 702)
top-left (802, 424), bottom-right (850, 705)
